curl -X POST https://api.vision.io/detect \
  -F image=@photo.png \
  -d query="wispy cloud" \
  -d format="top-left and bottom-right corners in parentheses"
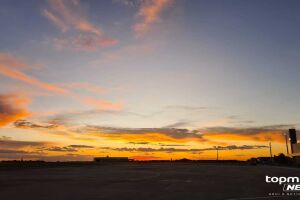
top-left (78, 96), bottom-right (123, 111)
top-left (52, 36), bottom-right (118, 51)
top-left (42, 0), bottom-right (118, 51)
top-left (0, 53), bottom-right (67, 94)
top-left (0, 94), bottom-right (31, 127)
top-left (133, 0), bottom-right (172, 36)
top-left (42, 0), bottom-right (102, 35)
top-left (113, 0), bottom-right (142, 7)
top-left (64, 82), bottom-right (107, 94)
top-left (0, 53), bottom-right (123, 111)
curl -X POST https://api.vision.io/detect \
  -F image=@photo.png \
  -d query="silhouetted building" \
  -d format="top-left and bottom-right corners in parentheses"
top-left (288, 129), bottom-right (300, 165)
top-left (94, 156), bottom-right (130, 162)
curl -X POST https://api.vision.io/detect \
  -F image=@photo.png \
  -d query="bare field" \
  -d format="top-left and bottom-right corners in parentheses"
top-left (0, 163), bottom-right (299, 200)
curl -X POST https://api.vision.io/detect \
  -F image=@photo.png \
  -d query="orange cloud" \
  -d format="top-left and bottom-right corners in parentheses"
top-left (203, 132), bottom-right (285, 143)
top-left (0, 53), bottom-right (29, 69)
top-left (200, 127), bottom-right (287, 143)
top-left (98, 133), bottom-right (194, 143)
top-left (134, 0), bottom-right (172, 35)
top-left (79, 96), bottom-right (123, 111)
top-left (0, 94), bottom-right (31, 127)
top-left (0, 53), bottom-right (123, 111)
top-left (0, 53), bottom-right (67, 94)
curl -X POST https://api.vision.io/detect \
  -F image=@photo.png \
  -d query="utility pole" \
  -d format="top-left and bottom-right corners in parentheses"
top-left (269, 141), bottom-right (273, 161)
top-left (216, 146), bottom-right (219, 161)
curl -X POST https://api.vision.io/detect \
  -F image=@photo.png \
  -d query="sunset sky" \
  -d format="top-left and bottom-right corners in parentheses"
top-left (1, 0), bottom-right (300, 161)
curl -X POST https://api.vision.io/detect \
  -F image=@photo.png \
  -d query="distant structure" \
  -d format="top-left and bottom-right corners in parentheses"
top-left (94, 156), bottom-right (130, 162)
top-left (289, 129), bottom-right (300, 165)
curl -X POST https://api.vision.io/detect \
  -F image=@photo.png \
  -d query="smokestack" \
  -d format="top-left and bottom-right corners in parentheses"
top-left (289, 129), bottom-right (297, 153)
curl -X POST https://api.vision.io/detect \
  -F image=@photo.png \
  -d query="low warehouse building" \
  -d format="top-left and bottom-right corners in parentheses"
top-left (94, 156), bottom-right (130, 162)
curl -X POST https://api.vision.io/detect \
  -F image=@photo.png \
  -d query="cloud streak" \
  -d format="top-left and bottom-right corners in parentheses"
top-left (0, 53), bottom-right (67, 94)
top-left (0, 53), bottom-right (123, 110)
top-left (134, 0), bottom-right (172, 36)
top-left (42, 0), bottom-right (118, 51)
top-left (42, 0), bottom-right (102, 34)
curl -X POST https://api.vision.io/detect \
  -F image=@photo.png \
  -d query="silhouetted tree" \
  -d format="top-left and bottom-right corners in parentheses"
top-left (273, 153), bottom-right (289, 164)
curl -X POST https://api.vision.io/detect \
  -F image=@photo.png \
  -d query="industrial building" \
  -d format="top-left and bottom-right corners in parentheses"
top-left (288, 129), bottom-right (300, 165)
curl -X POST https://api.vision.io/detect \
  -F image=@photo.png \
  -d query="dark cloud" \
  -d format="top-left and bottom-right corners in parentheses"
top-left (13, 118), bottom-right (204, 141)
top-left (0, 138), bottom-right (51, 149)
top-left (0, 149), bottom-right (30, 154)
top-left (198, 125), bottom-right (297, 143)
top-left (0, 152), bottom-right (93, 161)
top-left (0, 136), bottom-right (12, 140)
top-left (165, 105), bottom-right (208, 111)
top-left (200, 125), bottom-right (293, 135)
top-left (40, 144), bottom-right (94, 152)
top-left (0, 138), bottom-right (94, 161)
top-left (14, 120), bottom-right (58, 129)
top-left (127, 142), bottom-right (188, 147)
top-left (162, 120), bottom-right (191, 128)
top-left (127, 142), bottom-right (150, 145)
top-left (44, 146), bottom-right (78, 152)
top-left (101, 147), bottom-right (198, 153)
top-left (68, 145), bottom-right (94, 148)
top-left (80, 125), bottom-right (204, 140)
top-left (102, 145), bottom-right (268, 153)
top-left (158, 143), bottom-right (188, 147)
top-left (216, 145), bottom-right (268, 150)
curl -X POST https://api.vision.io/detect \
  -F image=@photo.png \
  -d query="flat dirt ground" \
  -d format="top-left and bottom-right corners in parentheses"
top-left (0, 163), bottom-right (299, 200)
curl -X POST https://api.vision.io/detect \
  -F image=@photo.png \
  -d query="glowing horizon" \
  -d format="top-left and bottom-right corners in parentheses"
top-left (1, 0), bottom-right (300, 161)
